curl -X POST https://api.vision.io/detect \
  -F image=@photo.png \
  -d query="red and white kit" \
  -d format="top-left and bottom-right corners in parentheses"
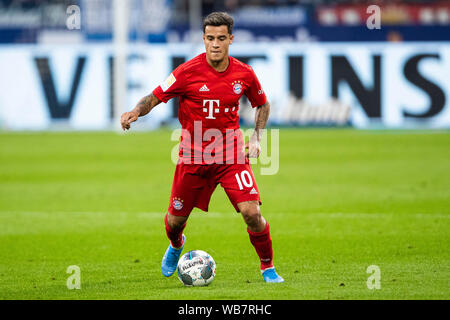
top-left (153, 53), bottom-right (267, 216)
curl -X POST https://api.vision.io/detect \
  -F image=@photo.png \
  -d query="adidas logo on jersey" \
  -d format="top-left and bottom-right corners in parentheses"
top-left (250, 187), bottom-right (258, 195)
top-left (199, 84), bottom-right (210, 92)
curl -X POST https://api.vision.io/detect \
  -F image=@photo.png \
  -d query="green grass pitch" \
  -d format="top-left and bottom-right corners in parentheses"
top-left (0, 129), bottom-right (449, 300)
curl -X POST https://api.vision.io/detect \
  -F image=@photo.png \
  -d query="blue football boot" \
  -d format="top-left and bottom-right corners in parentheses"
top-left (161, 234), bottom-right (186, 277)
top-left (262, 267), bottom-right (284, 283)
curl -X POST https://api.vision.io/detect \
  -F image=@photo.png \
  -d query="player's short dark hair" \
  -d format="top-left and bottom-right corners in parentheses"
top-left (203, 12), bottom-right (234, 35)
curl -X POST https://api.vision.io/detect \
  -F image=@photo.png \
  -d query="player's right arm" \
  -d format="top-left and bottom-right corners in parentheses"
top-left (120, 93), bottom-right (161, 131)
top-left (121, 65), bottom-right (186, 131)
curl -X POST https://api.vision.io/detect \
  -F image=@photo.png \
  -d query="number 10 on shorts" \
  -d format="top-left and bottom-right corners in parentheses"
top-left (235, 170), bottom-right (253, 190)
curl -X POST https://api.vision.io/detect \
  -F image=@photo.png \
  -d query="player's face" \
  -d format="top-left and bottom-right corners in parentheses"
top-left (203, 25), bottom-right (234, 63)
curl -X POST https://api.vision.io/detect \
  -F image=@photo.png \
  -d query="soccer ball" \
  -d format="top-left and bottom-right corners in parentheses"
top-left (177, 250), bottom-right (216, 287)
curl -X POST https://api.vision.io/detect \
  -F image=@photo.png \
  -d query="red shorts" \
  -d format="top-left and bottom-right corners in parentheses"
top-left (168, 162), bottom-right (261, 216)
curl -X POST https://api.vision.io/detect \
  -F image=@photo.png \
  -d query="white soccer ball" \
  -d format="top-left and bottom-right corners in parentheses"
top-left (177, 250), bottom-right (216, 287)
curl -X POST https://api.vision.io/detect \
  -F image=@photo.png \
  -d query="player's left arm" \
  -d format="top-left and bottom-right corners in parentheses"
top-left (246, 101), bottom-right (270, 158)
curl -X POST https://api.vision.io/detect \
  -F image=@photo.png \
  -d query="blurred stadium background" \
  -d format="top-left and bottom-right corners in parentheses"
top-left (0, 0), bottom-right (449, 300)
top-left (0, 0), bottom-right (449, 130)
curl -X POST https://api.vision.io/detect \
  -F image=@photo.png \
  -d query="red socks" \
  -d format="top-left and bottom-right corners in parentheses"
top-left (164, 214), bottom-right (186, 249)
top-left (247, 222), bottom-right (274, 271)
top-left (165, 214), bottom-right (273, 270)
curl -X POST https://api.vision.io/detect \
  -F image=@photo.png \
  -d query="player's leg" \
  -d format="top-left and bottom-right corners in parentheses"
top-left (161, 163), bottom-right (197, 277)
top-left (164, 213), bottom-right (188, 249)
top-left (161, 212), bottom-right (189, 277)
top-left (237, 201), bottom-right (284, 283)
top-left (161, 163), bottom-right (216, 277)
top-left (218, 164), bottom-right (284, 283)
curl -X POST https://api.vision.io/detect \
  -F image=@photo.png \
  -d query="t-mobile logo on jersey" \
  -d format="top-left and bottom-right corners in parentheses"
top-left (203, 99), bottom-right (220, 119)
top-left (203, 100), bottom-right (237, 119)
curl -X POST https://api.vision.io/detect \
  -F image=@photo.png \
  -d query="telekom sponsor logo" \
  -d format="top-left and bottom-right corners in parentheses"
top-left (203, 99), bottom-right (220, 119)
top-left (202, 99), bottom-right (237, 119)
top-left (170, 121), bottom-right (279, 175)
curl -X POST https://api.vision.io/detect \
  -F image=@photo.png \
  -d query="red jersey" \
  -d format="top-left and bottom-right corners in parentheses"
top-left (153, 53), bottom-right (267, 165)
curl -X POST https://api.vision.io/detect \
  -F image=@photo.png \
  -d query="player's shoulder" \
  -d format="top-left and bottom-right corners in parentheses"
top-left (230, 56), bottom-right (255, 73)
top-left (176, 53), bottom-right (205, 74)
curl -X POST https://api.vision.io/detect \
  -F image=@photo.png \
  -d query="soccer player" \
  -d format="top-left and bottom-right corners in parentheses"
top-left (120, 12), bottom-right (284, 283)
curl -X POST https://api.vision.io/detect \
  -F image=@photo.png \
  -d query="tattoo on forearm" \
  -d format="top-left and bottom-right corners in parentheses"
top-left (134, 93), bottom-right (161, 117)
top-left (255, 101), bottom-right (270, 138)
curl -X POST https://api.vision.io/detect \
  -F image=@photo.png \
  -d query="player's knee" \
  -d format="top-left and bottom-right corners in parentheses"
top-left (239, 203), bottom-right (261, 227)
top-left (244, 214), bottom-right (260, 228)
top-left (166, 213), bottom-right (188, 230)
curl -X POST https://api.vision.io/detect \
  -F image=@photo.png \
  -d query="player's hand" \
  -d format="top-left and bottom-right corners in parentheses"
top-left (245, 133), bottom-right (261, 158)
top-left (120, 111), bottom-right (139, 131)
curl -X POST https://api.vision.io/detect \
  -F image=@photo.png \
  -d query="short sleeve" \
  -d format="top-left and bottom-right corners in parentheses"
top-left (152, 65), bottom-right (185, 103)
top-left (244, 67), bottom-right (267, 108)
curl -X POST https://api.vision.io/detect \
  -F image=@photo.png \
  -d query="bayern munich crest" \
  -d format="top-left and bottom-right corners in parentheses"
top-left (232, 80), bottom-right (243, 94)
top-left (172, 197), bottom-right (184, 210)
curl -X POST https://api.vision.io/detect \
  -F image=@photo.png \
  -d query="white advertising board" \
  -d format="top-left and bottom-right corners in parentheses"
top-left (0, 42), bottom-right (448, 130)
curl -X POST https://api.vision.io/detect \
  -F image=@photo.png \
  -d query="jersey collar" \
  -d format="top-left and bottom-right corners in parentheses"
top-left (202, 53), bottom-right (233, 77)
